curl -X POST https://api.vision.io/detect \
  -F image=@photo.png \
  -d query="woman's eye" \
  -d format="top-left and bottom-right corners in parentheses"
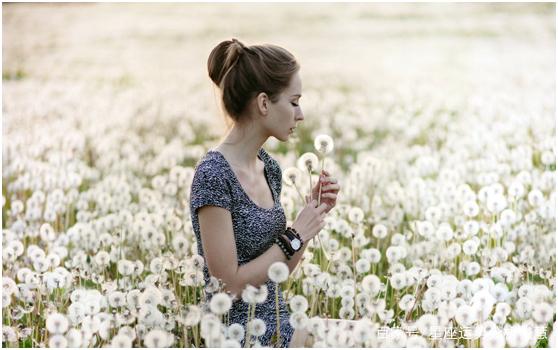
top-left (291, 102), bottom-right (299, 107)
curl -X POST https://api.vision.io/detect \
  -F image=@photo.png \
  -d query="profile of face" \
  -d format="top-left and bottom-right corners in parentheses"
top-left (256, 71), bottom-right (304, 142)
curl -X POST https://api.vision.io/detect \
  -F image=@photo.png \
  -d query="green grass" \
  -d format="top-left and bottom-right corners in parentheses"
top-left (3, 68), bottom-right (27, 81)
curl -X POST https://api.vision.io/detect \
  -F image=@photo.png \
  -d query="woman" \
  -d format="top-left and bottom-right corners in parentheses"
top-left (189, 38), bottom-right (341, 347)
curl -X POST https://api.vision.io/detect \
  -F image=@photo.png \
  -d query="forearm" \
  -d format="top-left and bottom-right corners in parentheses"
top-left (231, 242), bottom-right (290, 298)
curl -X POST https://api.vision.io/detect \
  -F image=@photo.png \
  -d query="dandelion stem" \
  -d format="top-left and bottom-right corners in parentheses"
top-left (186, 325), bottom-right (190, 348)
top-left (292, 183), bottom-right (306, 205)
top-left (309, 289), bottom-right (318, 317)
top-left (194, 324), bottom-right (200, 347)
top-left (244, 303), bottom-right (254, 348)
top-left (308, 168), bottom-right (313, 203)
top-left (275, 285), bottom-right (281, 347)
top-left (317, 157), bottom-right (324, 206)
top-left (405, 279), bottom-right (426, 322)
top-left (316, 233), bottom-right (330, 262)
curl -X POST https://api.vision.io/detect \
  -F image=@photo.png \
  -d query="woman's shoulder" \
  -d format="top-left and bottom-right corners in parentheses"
top-left (190, 151), bottom-right (234, 212)
top-left (192, 151), bottom-right (229, 181)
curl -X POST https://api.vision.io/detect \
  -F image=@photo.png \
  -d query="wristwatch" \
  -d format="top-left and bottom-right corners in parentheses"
top-left (275, 235), bottom-right (295, 260)
top-left (283, 227), bottom-right (303, 252)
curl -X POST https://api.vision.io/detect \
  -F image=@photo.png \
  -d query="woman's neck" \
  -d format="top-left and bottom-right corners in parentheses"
top-left (216, 123), bottom-right (268, 171)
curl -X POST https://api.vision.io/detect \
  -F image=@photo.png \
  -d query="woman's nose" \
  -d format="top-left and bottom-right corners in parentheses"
top-left (296, 109), bottom-right (304, 121)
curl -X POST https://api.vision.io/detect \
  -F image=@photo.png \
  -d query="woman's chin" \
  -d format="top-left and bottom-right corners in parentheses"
top-left (278, 133), bottom-right (290, 142)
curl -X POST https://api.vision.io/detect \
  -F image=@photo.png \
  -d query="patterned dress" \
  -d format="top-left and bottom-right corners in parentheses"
top-left (189, 147), bottom-right (295, 347)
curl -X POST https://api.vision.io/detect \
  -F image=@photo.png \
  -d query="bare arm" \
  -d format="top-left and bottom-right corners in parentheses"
top-left (198, 205), bottom-right (290, 301)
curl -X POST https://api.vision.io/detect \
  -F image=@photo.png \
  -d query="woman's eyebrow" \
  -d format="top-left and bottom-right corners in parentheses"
top-left (291, 94), bottom-right (301, 97)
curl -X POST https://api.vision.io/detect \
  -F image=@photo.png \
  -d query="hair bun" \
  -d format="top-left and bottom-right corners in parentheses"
top-left (230, 38), bottom-right (245, 55)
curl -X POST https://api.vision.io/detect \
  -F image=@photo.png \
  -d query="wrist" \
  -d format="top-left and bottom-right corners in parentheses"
top-left (290, 224), bottom-right (306, 242)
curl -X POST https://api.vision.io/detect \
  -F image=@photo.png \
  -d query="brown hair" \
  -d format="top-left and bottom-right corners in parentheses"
top-left (207, 38), bottom-right (299, 124)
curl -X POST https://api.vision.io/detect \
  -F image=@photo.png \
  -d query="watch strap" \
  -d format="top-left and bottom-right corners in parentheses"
top-left (286, 227), bottom-right (304, 246)
top-left (275, 236), bottom-right (294, 260)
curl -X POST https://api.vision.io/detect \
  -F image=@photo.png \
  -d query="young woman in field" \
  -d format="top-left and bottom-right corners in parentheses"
top-left (189, 38), bottom-right (346, 347)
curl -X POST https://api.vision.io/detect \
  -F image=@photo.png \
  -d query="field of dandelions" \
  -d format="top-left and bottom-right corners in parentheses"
top-left (2, 3), bottom-right (556, 348)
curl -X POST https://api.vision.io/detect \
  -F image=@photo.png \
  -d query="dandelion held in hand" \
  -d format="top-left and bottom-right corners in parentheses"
top-left (297, 152), bottom-right (319, 201)
top-left (314, 134), bottom-right (334, 206)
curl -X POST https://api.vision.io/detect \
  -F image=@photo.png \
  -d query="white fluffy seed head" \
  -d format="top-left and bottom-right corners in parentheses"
top-left (143, 329), bottom-right (173, 348)
top-left (289, 311), bottom-right (309, 329)
top-left (314, 134), bottom-right (334, 155)
top-left (46, 312), bottom-right (69, 334)
top-left (247, 318), bottom-right (266, 337)
top-left (268, 261), bottom-right (289, 283)
top-left (209, 292), bottom-right (232, 315)
top-left (297, 152), bottom-right (319, 173)
top-left (227, 323), bottom-right (245, 342)
top-left (289, 295), bottom-right (309, 313)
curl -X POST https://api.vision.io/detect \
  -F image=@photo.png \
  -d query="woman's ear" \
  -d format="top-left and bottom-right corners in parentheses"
top-left (256, 92), bottom-right (269, 115)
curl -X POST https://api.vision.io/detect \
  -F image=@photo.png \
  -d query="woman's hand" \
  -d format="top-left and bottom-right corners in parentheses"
top-left (292, 199), bottom-right (329, 242)
top-left (307, 169), bottom-right (340, 214)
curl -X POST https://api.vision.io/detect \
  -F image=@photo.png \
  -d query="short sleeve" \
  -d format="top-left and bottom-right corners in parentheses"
top-left (189, 160), bottom-right (233, 213)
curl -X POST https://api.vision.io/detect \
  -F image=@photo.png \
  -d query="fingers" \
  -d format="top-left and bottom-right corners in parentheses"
top-left (321, 193), bottom-right (337, 199)
top-left (320, 184), bottom-right (340, 192)
top-left (319, 176), bottom-right (338, 184)
top-left (316, 202), bottom-right (329, 214)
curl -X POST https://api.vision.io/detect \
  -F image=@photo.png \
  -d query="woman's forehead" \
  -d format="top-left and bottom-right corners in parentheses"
top-left (287, 74), bottom-right (302, 97)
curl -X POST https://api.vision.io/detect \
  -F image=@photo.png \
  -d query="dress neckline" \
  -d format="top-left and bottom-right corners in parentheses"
top-left (208, 148), bottom-right (278, 211)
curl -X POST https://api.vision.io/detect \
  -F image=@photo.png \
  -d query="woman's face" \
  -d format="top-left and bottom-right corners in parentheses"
top-left (263, 72), bottom-right (304, 142)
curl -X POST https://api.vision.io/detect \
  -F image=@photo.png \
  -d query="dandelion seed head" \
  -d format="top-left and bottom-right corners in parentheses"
top-left (241, 284), bottom-right (258, 304)
top-left (227, 323), bottom-right (245, 341)
top-left (283, 167), bottom-right (303, 187)
top-left (348, 207), bottom-right (364, 224)
top-left (209, 292), bottom-right (232, 315)
top-left (2, 326), bottom-right (17, 342)
top-left (297, 152), bottom-right (319, 173)
top-left (248, 318), bottom-right (266, 337)
top-left (143, 329), bottom-right (173, 348)
top-left (46, 312), bottom-right (69, 334)
top-left (289, 294), bottom-right (309, 313)
top-left (355, 258), bottom-right (371, 274)
top-left (372, 223), bottom-right (388, 239)
top-left (289, 311), bottom-right (309, 329)
top-left (268, 261), bottom-right (289, 283)
top-left (110, 334), bottom-right (133, 348)
top-left (254, 283), bottom-right (269, 304)
top-left (48, 334), bottom-right (68, 348)
top-left (361, 274), bottom-right (381, 296)
top-left (314, 134), bottom-right (334, 155)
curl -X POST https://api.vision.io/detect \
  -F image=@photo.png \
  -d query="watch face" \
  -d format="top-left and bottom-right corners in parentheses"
top-left (291, 238), bottom-right (301, 250)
